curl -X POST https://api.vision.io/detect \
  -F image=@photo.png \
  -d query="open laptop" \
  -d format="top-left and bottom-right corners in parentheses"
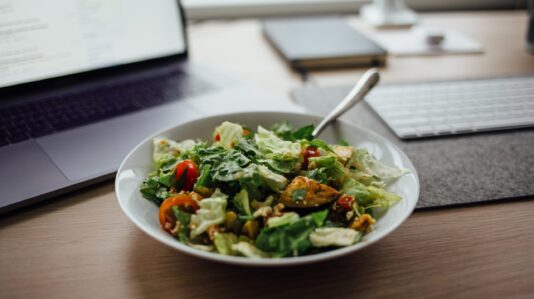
top-left (0, 0), bottom-right (298, 213)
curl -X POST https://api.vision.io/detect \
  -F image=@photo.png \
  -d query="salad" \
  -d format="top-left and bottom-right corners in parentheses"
top-left (140, 121), bottom-right (407, 258)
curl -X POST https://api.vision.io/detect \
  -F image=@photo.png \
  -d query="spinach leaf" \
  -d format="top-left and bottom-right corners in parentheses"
top-left (196, 146), bottom-right (227, 165)
top-left (233, 189), bottom-right (252, 217)
top-left (239, 165), bottom-right (266, 199)
top-left (210, 149), bottom-right (250, 182)
top-left (171, 206), bottom-right (192, 243)
top-left (194, 164), bottom-right (212, 189)
top-left (303, 167), bottom-right (329, 184)
top-left (255, 210), bottom-right (328, 257)
top-left (307, 139), bottom-right (334, 152)
top-left (259, 157), bottom-right (295, 174)
top-left (270, 122), bottom-right (315, 141)
top-left (338, 139), bottom-right (350, 146)
top-left (140, 175), bottom-right (172, 206)
top-left (270, 121), bottom-right (293, 141)
top-left (292, 124), bottom-right (314, 141)
top-left (213, 160), bottom-right (245, 182)
top-left (235, 139), bottom-right (263, 163)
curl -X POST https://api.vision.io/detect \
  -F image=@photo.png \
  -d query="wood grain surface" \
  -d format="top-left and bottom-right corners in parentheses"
top-left (1, 11), bottom-right (534, 299)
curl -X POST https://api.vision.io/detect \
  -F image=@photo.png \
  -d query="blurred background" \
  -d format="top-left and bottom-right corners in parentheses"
top-left (182, 0), bottom-right (526, 19)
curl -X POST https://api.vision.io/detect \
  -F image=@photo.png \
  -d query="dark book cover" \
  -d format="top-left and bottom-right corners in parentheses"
top-left (263, 16), bottom-right (387, 70)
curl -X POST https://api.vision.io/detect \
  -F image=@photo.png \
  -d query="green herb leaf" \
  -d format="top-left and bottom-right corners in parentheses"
top-left (255, 210), bottom-right (329, 257)
top-left (213, 232), bottom-right (239, 256)
top-left (233, 189), bottom-right (252, 217)
top-left (303, 167), bottom-right (329, 184)
top-left (171, 206), bottom-right (192, 243)
top-left (338, 139), bottom-right (350, 146)
top-left (291, 188), bottom-right (307, 203)
top-left (194, 163), bottom-right (212, 190)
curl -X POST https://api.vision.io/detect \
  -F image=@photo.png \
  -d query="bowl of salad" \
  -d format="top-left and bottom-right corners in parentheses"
top-left (115, 111), bottom-right (419, 266)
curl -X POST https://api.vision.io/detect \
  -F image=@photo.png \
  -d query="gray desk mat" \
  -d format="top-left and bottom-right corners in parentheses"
top-left (292, 85), bottom-right (534, 209)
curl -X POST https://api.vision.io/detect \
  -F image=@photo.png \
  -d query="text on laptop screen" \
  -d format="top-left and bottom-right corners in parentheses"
top-left (0, 0), bottom-right (185, 88)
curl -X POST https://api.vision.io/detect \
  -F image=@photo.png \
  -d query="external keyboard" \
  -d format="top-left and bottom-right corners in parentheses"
top-left (366, 75), bottom-right (534, 139)
top-left (0, 70), bottom-right (214, 147)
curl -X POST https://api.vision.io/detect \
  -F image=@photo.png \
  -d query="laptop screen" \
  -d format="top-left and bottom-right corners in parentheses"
top-left (0, 0), bottom-right (185, 88)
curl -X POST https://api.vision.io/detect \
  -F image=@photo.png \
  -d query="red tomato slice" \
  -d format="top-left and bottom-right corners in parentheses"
top-left (159, 194), bottom-right (200, 231)
top-left (175, 160), bottom-right (199, 191)
top-left (301, 146), bottom-right (320, 169)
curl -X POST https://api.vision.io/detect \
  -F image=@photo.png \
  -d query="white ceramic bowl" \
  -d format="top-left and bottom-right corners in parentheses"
top-left (115, 111), bottom-right (419, 266)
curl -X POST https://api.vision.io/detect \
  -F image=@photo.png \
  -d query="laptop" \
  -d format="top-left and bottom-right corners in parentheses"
top-left (0, 0), bottom-right (297, 213)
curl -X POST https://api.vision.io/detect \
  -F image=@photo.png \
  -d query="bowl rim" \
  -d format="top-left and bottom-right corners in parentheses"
top-left (115, 111), bottom-right (420, 267)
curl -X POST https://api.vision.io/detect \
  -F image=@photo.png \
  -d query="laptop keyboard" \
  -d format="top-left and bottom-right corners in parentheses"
top-left (0, 69), bottom-right (214, 146)
top-left (366, 76), bottom-right (534, 139)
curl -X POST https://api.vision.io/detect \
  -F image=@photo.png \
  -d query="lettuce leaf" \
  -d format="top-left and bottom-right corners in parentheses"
top-left (348, 148), bottom-right (408, 185)
top-left (368, 186), bottom-right (402, 209)
top-left (342, 178), bottom-right (401, 210)
top-left (213, 232), bottom-right (239, 256)
top-left (309, 227), bottom-right (361, 247)
top-left (308, 155), bottom-right (346, 183)
top-left (257, 165), bottom-right (288, 191)
top-left (342, 179), bottom-right (373, 206)
top-left (153, 137), bottom-right (196, 169)
top-left (232, 242), bottom-right (270, 258)
top-left (213, 121), bottom-right (244, 149)
top-left (190, 189), bottom-right (228, 238)
top-left (233, 189), bottom-right (252, 217)
top-left (255, 126), bottom-right (301, 173)
top-left (267, 212), bottom-right (300, 228)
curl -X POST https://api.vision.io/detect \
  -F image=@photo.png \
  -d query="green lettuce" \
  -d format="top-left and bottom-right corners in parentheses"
top-left (139, 172), bottom-right (176, 206)
top-left (190, 189), bottom-right (228, 238)
top-left (309, 227), bottom-right (361, 247)
top-left (368, 186), bottom-right (402, 209)
top-left (348, 148), bottom-right (408, 185)
top-left (342, 178), bottom-right (373, 206)
top-left (271, 122), bottom-right (315, 141)
top-left (257, 165), bottom-right (288, 191)
top-left (266, 212), bottom-right (300, 228)
top-left (342, 178), bottom-right (401, 210)
top-left (153, 137), bottom-right (196, 169)
top-left (233, 189), bottom-right (252, 217)
top-left (213, 121), bottom-right (243, 149)
top-left (171, 206), bottom-right (192, 242)
top-left (213, 232), bottom-right (239, 256)
top-left (308, 155), bottom-right (346, 183)
top-left (254, 126), bottom-right (301, 173)
top-left (255, 210), bottom-right (328, 257)
top-left (232, 242), bottom-right (270, 258)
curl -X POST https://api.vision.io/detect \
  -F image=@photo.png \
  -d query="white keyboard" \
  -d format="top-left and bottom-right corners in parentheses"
top-left (366, 76), bottom-right (534, 139)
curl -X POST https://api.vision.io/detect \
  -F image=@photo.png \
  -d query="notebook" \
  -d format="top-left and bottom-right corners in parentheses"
top-left (262, 17), bottom-right (387, 70)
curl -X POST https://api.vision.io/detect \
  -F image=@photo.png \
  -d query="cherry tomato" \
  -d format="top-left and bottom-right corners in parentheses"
top-left (301, 146), bottom-right (320, 169)
top-left (159, 194), bottom-right (200, 231)
top-left (214, 133), bottom-right (221, 142)
top-left (175, 160), bottom-right (199, 191)
top-left (336, 195), bottom-right (355, 212)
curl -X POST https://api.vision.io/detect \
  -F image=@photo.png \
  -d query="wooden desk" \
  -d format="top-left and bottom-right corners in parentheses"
top-left (1, 12), bottom-right (533, 299)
